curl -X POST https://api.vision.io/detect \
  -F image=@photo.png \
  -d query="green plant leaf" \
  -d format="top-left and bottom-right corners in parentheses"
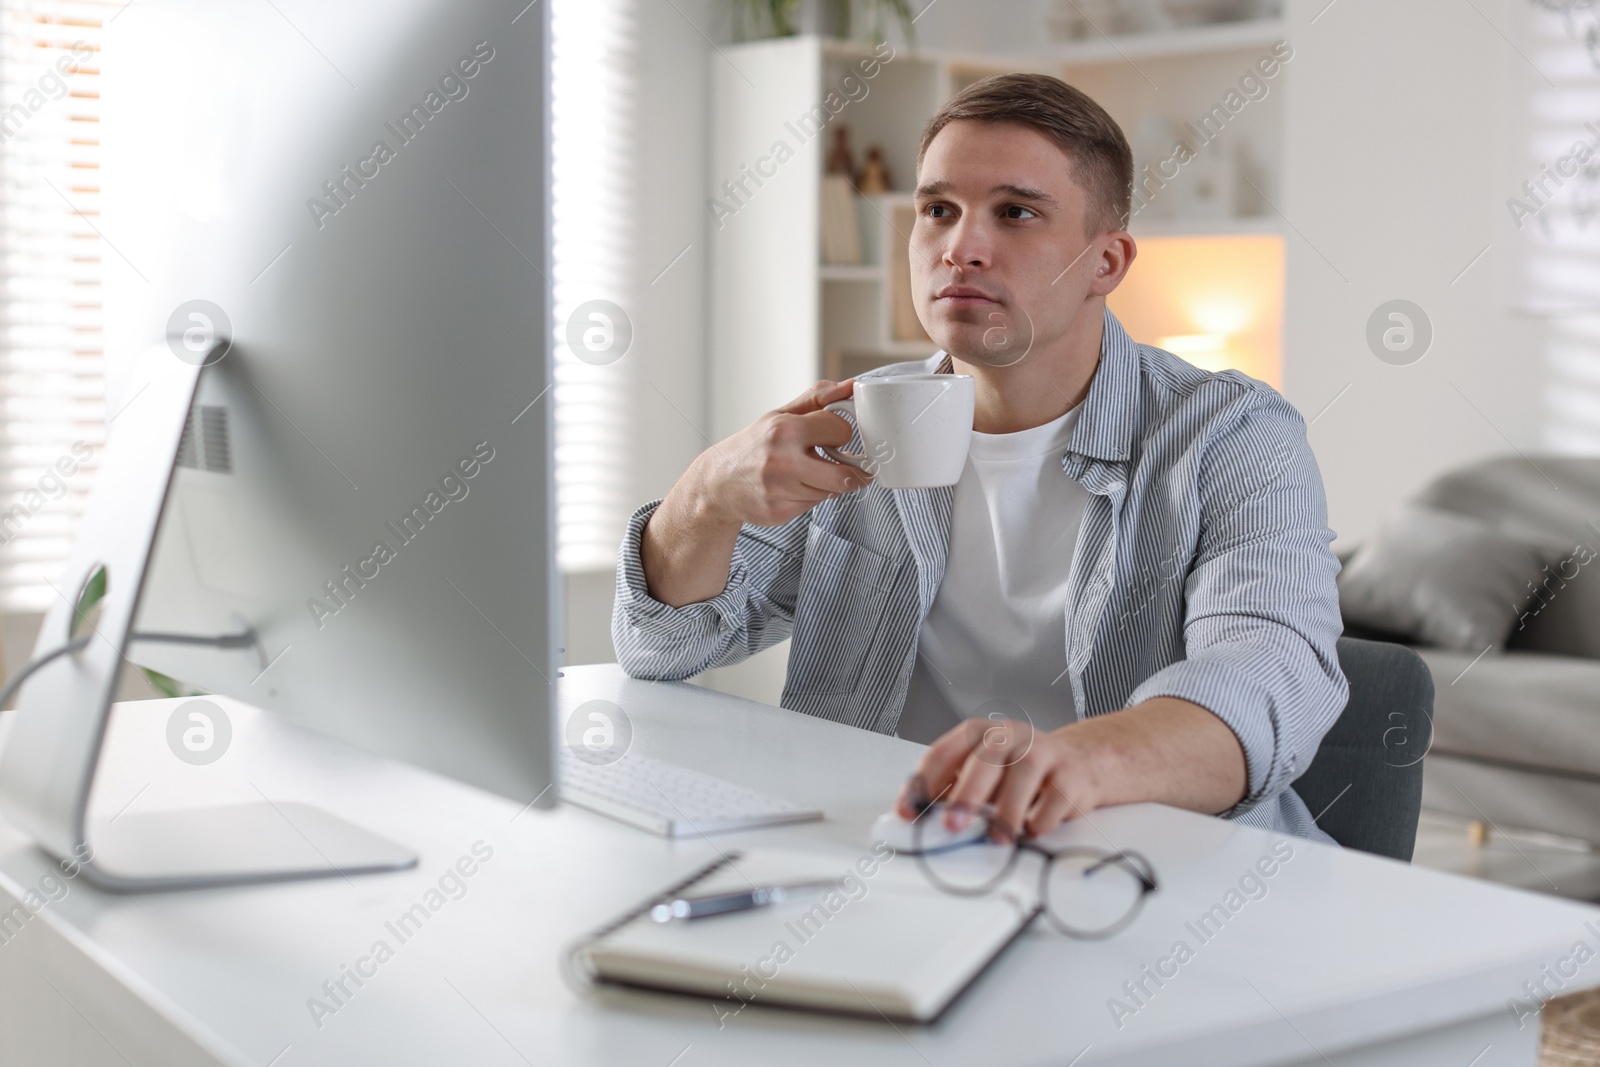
top-left (71, 564), bottom-right (107, 640)
top-left (724, 0), bottom-right (801, 40)
top-left (137, 667), bottom-right (206, 700)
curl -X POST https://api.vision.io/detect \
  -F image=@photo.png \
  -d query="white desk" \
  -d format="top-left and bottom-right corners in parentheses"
top-left (1, 664), bottom-right (1596, 1066)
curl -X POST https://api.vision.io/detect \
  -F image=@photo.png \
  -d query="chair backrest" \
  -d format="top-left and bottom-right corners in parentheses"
top-left (1290, 637), bottom-right (1434, 861)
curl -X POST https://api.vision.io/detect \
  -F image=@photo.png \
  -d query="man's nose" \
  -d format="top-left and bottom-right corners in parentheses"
top-left (941, 216), bottom-right (992, 270)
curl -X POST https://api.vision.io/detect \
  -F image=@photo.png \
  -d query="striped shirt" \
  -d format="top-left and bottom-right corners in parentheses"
top-left (612, 308), bottom-right (1347, 841)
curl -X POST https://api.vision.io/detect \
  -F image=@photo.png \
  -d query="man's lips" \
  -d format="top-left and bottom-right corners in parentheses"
top-left (933, 285), bottom-right (1000, 306)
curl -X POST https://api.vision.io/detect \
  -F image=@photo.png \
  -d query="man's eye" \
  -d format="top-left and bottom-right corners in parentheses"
top-left (925, 204), bottom-right (951, 218)
top-left (1004, 205), bottom-right (1036, 220)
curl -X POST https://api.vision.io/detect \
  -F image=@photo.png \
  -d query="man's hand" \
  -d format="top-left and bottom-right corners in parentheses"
top-left (686, 379), bottom-right (873, 529)
top-left (895, 719), bottom-right (1100, 844)
top-left (640, 380), bottom-right (872, 607)
top-left (894, 698), bottom-right (1250, 842)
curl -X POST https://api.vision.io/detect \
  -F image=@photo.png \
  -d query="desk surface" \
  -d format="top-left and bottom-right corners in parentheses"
top-left (1, 664), bottom-right (1597, 1067)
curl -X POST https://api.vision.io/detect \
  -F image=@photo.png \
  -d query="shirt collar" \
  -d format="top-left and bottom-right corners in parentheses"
top-left (930, 306), bottom-right (1139, 464)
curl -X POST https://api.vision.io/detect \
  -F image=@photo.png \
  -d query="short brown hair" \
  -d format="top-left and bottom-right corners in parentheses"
top-left (918, 73), bottom-right (1133, 236)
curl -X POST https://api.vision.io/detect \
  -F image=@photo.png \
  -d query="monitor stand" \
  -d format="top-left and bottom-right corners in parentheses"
top-left (0, 344), bottom-right (417, 892)
top-left (85, 803), bottom-right (416, 892)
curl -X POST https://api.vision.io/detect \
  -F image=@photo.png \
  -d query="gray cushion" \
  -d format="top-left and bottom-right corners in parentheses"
top-left (1414, 455), bottom-right (1600, 659)
top-left (1338, 504), bottom-right (1566, 652)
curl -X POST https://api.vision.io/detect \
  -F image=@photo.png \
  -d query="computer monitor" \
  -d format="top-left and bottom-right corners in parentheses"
top-left (0, 0), bottom-right (558, 889)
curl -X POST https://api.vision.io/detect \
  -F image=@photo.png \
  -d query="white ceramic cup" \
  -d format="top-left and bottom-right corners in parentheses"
top-left (822, 374), bottom-right (975, 489)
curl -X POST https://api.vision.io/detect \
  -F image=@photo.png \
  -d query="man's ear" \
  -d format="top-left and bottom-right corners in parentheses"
top-left (1088, 232), bottom-right (1137, 297)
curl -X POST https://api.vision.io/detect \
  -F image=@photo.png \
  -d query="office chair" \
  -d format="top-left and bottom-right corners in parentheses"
top-left (1290, 637), bottom-right (1434, 861)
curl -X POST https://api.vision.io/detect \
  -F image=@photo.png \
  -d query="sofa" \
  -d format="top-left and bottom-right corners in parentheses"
top-left (1337, 455), bottom-right (1600, 846)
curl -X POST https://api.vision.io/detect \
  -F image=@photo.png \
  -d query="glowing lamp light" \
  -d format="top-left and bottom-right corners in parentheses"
top-left (1188, 299), bottom-right (1253, 337)
top-left (1108, 234), bottom-right (1284, 388)
top-left (1158, 333), bottom-right (1235, 373)
top-left (1158, 333), bottom-right (1227, 354)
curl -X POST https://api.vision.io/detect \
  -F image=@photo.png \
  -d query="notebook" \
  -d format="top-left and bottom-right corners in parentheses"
top-left (570, 846), bottom-right (1039, 1023)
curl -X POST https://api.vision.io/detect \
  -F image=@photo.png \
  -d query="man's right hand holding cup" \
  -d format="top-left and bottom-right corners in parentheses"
top-left (639, 380), bottom-right (872, 607)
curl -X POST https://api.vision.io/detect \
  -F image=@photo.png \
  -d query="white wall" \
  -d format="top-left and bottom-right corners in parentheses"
top-left (1281, 0), bottom-right (1548, 549)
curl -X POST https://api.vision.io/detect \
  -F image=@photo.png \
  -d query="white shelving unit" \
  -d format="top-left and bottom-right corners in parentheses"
top-left (706, 23), bottom-right (1291, 438)
top-left (1052, 17), bottom-right (1289, 64)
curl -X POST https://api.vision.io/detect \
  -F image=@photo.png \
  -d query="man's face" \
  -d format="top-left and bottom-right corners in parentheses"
top-left (910, 120), bottom-right (1108, 367)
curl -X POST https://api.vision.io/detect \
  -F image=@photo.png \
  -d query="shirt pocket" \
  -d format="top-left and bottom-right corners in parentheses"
top-left (786, 522), bottom-right (896, 696)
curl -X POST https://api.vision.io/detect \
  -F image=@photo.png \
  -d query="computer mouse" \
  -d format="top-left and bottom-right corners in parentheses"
top-left (870, 810), bottom-right (991, 854)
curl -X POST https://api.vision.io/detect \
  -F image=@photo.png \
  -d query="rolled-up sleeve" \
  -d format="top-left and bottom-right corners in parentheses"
top-left (610, 500), bottom-right (807, 681)
top-left (1125, 388), bottom-right (1348, 818)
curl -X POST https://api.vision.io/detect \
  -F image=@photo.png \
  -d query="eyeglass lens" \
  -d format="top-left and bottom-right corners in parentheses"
top-left (1042, 851), bottom-right (1150, 937)
top-left (910, 803), bottom-right (1153, 937)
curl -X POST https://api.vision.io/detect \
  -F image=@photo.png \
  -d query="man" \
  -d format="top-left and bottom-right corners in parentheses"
top-left (612, 73), bottom-right (1346, 844)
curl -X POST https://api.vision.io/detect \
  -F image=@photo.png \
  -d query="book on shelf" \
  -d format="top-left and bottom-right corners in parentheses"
top-left (821, 174), bottom-right (863, 265)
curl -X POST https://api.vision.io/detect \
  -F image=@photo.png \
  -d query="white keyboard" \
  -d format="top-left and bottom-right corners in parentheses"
top-left (558, 749), bottom-right (823, 837)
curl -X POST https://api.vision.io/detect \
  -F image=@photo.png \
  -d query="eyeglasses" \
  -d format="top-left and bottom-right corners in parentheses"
top-left (908, 800), bottom-right (1159, 940)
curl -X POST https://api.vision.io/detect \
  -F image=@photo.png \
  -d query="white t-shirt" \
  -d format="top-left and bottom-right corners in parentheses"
top-left (898, 403), bottom-right (1091, 743)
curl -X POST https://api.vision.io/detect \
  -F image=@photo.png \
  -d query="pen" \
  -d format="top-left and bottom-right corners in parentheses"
top-left (649, 880), bottom-right (836, 923)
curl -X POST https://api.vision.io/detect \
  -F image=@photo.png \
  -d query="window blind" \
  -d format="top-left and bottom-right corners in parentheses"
top-left (1520, 2), bottom-right (1600, 451)
top-left (0, 0), bottom-right (110, 613)
top-left (550, 0), bottom-right (636, 572)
